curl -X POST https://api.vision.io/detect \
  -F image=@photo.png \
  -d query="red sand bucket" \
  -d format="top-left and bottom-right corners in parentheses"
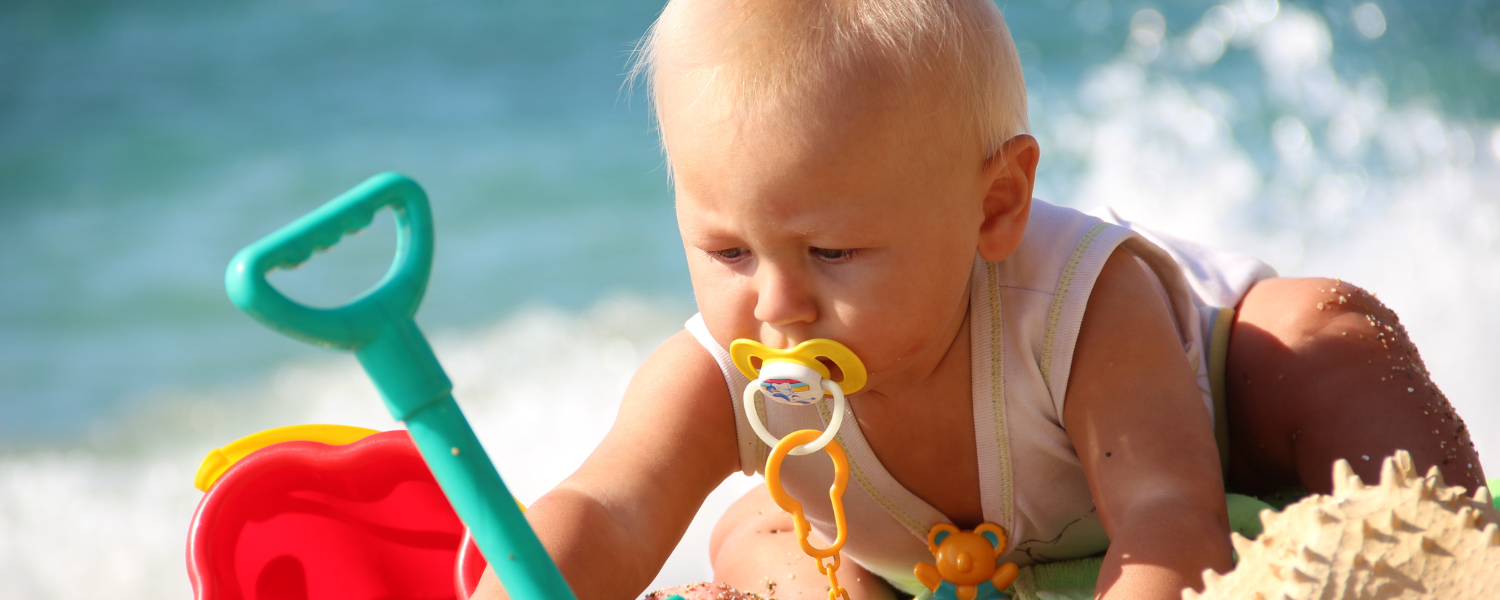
top-left (188, 427), bottom-right (489, 600)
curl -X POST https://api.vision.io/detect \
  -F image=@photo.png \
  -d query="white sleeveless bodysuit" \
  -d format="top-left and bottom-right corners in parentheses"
top-left (684, 200), bottom-right (1274, 596)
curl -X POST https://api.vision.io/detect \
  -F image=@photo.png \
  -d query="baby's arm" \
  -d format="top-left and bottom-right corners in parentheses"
top-left (1064, 248), bottom-right (1233, 599)
top-left (471, 330), bottom-right (741, 600)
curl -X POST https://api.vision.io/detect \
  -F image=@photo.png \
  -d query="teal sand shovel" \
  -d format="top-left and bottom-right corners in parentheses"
top-left (225, 172), bottom-right (577, 600)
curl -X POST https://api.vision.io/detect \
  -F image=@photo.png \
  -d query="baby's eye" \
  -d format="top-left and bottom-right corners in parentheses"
top-left (810, 247), bottom-right (859, 263)
top-left (707, 247), bottom-right (749, 261)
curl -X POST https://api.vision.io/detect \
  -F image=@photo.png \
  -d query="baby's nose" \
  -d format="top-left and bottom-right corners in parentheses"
top-left (752, 263), bottom-right (818, 326)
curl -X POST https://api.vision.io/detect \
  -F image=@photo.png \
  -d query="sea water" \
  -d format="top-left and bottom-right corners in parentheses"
top-left (1, 0), bottom-right (1496, 598)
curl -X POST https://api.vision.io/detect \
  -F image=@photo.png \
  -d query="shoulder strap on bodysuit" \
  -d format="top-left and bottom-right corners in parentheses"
top-left (684, 314), bottom-right (763, 476)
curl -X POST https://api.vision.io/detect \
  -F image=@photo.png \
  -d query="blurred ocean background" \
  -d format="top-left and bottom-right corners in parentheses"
top-left (1, 0), bottom-right (1497, 597)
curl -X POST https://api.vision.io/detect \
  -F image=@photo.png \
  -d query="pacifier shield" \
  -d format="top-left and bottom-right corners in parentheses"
top-left (729, 338), bottom-right (867, 395)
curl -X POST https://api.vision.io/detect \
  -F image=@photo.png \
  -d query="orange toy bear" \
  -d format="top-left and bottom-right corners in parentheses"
top-left (914, 523), bottom-right (1020, 600)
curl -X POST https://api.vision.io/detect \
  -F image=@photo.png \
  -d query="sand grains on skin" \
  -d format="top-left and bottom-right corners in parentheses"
top-left (643, 581), bottom-right (771, 600)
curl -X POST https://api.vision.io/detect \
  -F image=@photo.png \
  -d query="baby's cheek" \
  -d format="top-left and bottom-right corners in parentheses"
top-left (691, 276), bottom-right (756, 330)
top-left (863, 319), bottom-right (945, 370)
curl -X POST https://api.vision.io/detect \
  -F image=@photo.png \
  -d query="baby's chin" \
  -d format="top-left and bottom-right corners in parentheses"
top-left (641, 582), bottom-right (768, 600)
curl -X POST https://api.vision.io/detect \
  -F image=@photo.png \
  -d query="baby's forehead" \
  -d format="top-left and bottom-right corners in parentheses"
top-left (655, 65), bottom-right (983, 189)
top-left (668, 98), bottom-right (967, 187)
top-left (667, 110), bottom-right (984, 242)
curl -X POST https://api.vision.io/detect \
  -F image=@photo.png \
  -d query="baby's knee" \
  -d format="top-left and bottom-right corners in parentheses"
top-left (1239, 277), bottom-right (1406, 353)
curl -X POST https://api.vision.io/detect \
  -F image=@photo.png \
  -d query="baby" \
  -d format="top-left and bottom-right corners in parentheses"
top-left (474, 1), bottom-right (1484, 599)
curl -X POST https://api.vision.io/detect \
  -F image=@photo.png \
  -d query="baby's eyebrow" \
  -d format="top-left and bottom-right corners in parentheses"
top-left (680, 228), bottom-right (747, 247)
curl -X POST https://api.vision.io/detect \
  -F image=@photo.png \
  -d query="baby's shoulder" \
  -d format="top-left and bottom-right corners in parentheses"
top-left (631, 329), bottom-right (731, 406)
top-left (1068, 246), bottom-right (1192, 388)
top-left (608, 329), bottom-right (741, 475)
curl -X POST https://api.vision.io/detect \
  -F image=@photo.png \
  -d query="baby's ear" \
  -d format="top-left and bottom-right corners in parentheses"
top-left (977, 135), bottom-right (1038, 262)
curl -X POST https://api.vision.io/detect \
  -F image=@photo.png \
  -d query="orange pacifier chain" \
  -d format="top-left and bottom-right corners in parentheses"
top-left (731, 339), bottom-right (868, 600)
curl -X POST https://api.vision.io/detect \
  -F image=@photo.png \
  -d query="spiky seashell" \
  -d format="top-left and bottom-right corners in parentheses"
top-left (1189, 450), bottom-right (1500, 600)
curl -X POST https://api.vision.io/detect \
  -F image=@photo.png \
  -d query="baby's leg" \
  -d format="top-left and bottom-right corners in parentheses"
top-left (1223, 277), bottom-right (1485, 496)
top-left (650, 484), bottom-right (899, 600)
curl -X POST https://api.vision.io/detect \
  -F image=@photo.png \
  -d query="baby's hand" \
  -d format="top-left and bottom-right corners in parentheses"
top-left (642, 582), bottom-right (768, 600)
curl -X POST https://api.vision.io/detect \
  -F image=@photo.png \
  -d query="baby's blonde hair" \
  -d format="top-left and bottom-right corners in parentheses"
top-left (632, 0), bottom-right (1028, 161)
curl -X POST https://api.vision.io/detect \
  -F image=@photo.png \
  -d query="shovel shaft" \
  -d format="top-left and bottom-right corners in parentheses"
top-left (405, 395), bottom-right (575, 600)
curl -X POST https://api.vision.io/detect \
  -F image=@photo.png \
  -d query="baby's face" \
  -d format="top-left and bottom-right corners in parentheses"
top-left (663, 85), bottom-right (993, 389)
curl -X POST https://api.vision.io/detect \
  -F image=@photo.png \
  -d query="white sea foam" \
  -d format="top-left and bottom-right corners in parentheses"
top-left (0, 296), bottom-right (757, 599)
top-left (1048, 4), bottom-right (1500, 458)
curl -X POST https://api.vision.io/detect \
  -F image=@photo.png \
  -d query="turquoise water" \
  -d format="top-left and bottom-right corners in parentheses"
top-left (0, 0), bottom-right (688, 442)
top-left (2, 1), bottom-right (1498, 598)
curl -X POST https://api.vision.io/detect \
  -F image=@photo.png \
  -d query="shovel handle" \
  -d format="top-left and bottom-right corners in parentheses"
top-left (225, 172), bottom-right (433, 350)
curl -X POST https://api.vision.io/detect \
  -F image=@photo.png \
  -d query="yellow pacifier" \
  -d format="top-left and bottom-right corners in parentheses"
top-left (733, 338), bottom-right (867, 600)
top-left (730, 338), bottom-right (867, 455)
